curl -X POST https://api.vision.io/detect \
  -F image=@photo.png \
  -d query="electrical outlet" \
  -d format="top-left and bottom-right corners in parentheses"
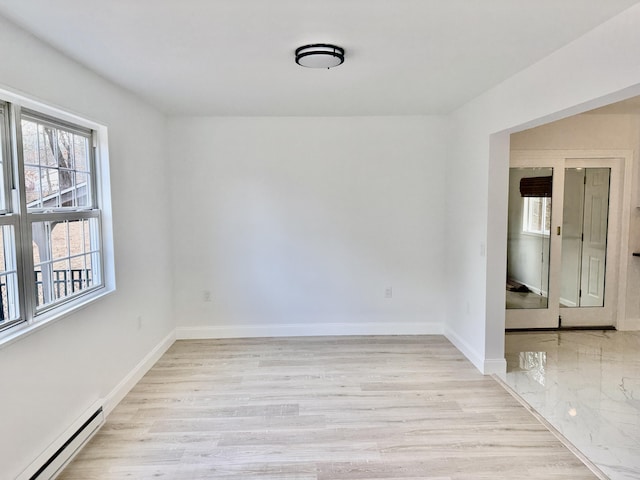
top-left (203, 290), bottom-right (212, 302)
top-left (384, 287), bottom-right (393, 298)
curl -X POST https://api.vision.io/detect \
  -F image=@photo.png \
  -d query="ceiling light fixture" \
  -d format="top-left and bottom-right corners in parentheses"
top-left (295, 44), bottom-right (345, 69)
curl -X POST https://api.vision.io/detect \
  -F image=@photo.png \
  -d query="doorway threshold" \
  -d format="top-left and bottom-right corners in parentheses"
top-left (506, 325), bottom-right (616, 333)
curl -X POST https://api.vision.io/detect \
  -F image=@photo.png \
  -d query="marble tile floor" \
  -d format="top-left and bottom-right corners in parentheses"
top-left (502, 330), bottom-right (640, 480)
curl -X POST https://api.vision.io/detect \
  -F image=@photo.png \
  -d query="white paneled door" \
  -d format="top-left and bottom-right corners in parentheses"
top-left (579, 169), bottom-right (610, 307)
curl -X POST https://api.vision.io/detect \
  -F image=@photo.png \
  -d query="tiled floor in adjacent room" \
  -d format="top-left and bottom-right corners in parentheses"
top-left (503, 330), bottom-right (640, 480)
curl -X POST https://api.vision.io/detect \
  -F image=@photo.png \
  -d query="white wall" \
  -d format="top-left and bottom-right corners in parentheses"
top-left (169, 116), bottom-right (446, 337)
top-left (0, 15), bottom-right (174, 479)
top-left (445, 4), bottom-right (640, 373)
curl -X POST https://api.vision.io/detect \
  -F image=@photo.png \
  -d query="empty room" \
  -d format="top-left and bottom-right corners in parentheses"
top-left (0, 1), bottom-right (639, 479)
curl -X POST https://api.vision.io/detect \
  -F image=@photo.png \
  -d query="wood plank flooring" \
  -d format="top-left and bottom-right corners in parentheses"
top-left (58, 336), bottom-right (597, 479)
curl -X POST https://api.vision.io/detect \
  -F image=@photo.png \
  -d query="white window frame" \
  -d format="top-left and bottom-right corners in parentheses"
top-left (0, 91), bottom-right (114, 346)
top-left (0, 102), bottom-right (23, 331)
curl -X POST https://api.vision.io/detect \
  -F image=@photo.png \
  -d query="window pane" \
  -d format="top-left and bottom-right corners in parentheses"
top-left (0, 225), bottom-right (20, 324)
top-left (84, 254), bottom-right (94, 289)
top-left (69, 220), bottom-right (83, 257)
top-left (22, 118), bottom-right (92, 210)
top-left (51, 221), bottom-right (69, 259)
top-left (73, 135), bottom-right (89, 172)
top-left (40, 125), bottom-right (57, 167)
top-left (34, 265), bottom-right (43, 307)
top-left (21, 119), bottom-right (39, 165)
top-left (52, 260), bottom-right (71, 301)
top-left (75, 172), bottom-right (90, 207)
top-left (24, 165), bottom-right (42, 205)
top-left (32, 218), bottom-right (101, 308)
top-left (84, 219), bottom-right (93, 253)
top-left (40, 167), bottom-right (60, 200)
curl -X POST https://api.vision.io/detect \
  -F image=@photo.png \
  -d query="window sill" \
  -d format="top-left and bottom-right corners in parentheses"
top-left (0, 286), bottom-right (115, 351)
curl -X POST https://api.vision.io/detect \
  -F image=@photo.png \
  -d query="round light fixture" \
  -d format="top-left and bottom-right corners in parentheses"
top-left (295, 44), bottom-right (345, 69)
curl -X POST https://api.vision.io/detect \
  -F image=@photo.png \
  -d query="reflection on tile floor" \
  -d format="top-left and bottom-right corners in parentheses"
top-left (505, 290), bottom-right (549, 309)
top-left (502, 331), bottom-right (640, 480)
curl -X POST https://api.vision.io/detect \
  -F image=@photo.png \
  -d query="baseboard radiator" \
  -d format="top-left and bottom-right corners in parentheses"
top-left (30, 406), bottom-right (104, 480)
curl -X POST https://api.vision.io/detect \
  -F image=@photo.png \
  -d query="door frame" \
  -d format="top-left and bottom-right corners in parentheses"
top-left (506, 149), bottom-right (633, 330)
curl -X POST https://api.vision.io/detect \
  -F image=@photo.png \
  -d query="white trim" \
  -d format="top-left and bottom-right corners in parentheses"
top-left (176, 321), bottom-right (443, 340)
top-left (16, 401), bottom-right (104, 480)
top-left (0, 84), bottom-right (105, 131)
top-left (614, 146), bottom-right (634, 330)
top-left (483, 358), bottom-right (507, 375)
top-left (444, 327), bottom-right (506, 374)
top-left (0, 287), bottom-right (115, 350)
top-left (445, 326), bottom-right (486, 374)
top-left (102, 330), bottom-right (175, 415)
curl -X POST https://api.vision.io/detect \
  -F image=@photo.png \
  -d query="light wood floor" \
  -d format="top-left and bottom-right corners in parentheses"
top-left (59, 336), bottom-right (597, 479)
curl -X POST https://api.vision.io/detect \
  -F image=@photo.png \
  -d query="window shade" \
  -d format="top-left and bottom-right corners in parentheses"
top-left (520, 176), bottom-right (552, 197)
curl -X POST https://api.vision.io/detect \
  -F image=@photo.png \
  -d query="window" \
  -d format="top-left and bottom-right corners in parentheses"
top-left (0, 102), bottom-right (106, 336)
top-left (522, 197), bottom-right (551, 235)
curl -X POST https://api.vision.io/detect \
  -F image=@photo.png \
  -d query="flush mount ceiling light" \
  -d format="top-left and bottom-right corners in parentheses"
top-left (295, 44), bottom-right (345, 69)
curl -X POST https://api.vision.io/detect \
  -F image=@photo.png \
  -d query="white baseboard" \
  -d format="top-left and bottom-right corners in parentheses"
top-left (17, 401), bottom-right (104, 480)
top-left (483, 357), bottom-right (507, 375)
top-left (444, 327), bottom-right (484, 373)
top-left (176, 321), bottom-right (443, 340)
top-left (103, 330), bottom-right (176, 415)
top-left (444, 327), bottom-right (505, 375)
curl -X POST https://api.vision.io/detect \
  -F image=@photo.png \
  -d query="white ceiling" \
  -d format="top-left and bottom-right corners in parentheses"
top-left (0, 0), bottom-right (638, 116)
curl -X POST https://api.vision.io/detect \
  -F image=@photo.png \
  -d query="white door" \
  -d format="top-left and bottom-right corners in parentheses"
top-left (579, 169), bottom-right (609, 307)
top-left (506, 160), bottom-right (563, 329)
top-left (506, 152), bottom-right (624, 330)
top-left (560, 160), bottom-right (621, 328)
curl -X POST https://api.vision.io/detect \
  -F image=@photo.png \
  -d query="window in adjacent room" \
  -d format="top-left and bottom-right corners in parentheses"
top-left (522, 196), bottom-right (551, 235)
